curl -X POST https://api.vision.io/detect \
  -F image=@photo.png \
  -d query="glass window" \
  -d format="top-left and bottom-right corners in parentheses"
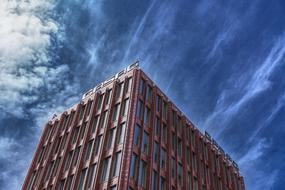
top-left (121, 98), bottom-right (129, 117)
top-left (78, 168), bottom-right (87, 190)
top-left (171, 157), bottom-right (176, 179)
top-left (64, 150), bottom-right (73, 171)
top-left (115, 123), bottom-right (124, 145)
top-left (86, 100), bottom-right (93, 116)
top-left (107, 128), bottom-right (116, 149)
top-left (162, 101), bottom-right (167, 119)
top-left (111, 151), bottom-right (122, 177)
top-left (136, 100), bottom-right (144, 120)
top-left (79, 122), bottom-right (87, 140)
top-left (141, 131), bottom-right (149, 155)
top-left (51, 157), bottom-right (61, 179)
top-left (162, 123), bottom-right (167, 142)
top-left (45, 160), bottom-right (54, 182)
top-left (138, 160), bottom-right (147, 188)
top-left (139, 79), bottom-right (145, 95)
top-left (84, 139), bottom-right (94, 161)
top-left (172, 132), bottom-right (176, 151)
top-left (186, 147), bottom-right (191, 165)
top-left (112, 104), bottom-right (120, 122)
top-left (94, 135), bottom-right (102, 156)
top-left (86, 164), bottom-right (97, 189)
top-left (53, 136), bottom-right (62, 155)
top-left (66, 175), bottom-right (74, 190)
top-left (101, 156), bottom-right (111, 182)
top-left (130, 153), bottom-right (139, 181)
top-left (79, 105), bottom-right (86, 120)
top-left (155, 117), bottom-right (160, 136)
top-left (100, 111), bottom-right (108, 129)
top-left (153, 142), bottom-right (159, 164)
top-left (105, 89), bottom-right (112, 106)
top-left (178, 163), bottom-right (183, 184)
top-left (152, 170), bottom-right (158, 190)
top-left (71, 146), bottom-right (81, 168)
top-left (71, 127), bottom-right (79, 144)
top-left (92, 115), bottom-right (100, 133)
top-left (143, 106), bottom-right (151, 126)
top-left (156, 95), bottom-right (161, 111)
top-left (194, 177), bottom-right (198, 190)
top-left (188, 172), bottom-right (192, 190)
top-left (96, 94), bottom-right (103, 111)
top-left (192, 153), bottom-right (197, 172)
top-left (178, 138), bottom-right (182, 157)
top-left (160, 176), bottom-right (166, 190)
top-left (160, 148), bottom-right (167, 170)
top-left (125, 77), bottom-right (132, 94)
top-left (59, 179), bottom-right (65, 190)
top-left (115, 82), bottom-right (123, 100)
top-left (146, 84), bottom-right (152, 101)
top-left (134, 124), bottom-right (141, 146)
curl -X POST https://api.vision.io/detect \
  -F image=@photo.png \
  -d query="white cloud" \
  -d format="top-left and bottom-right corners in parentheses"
top-left (203, 33), bottom-right (285, 136)
top-left (0, 0), bottom-right (64, 116)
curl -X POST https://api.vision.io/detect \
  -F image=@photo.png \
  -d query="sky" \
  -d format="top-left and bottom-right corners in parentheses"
top-left (0, 0), bottom-right (284, 189)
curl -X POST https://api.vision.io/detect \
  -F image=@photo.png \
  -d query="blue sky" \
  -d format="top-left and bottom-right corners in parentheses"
top-left (0, 0), bottom-right (284, 189)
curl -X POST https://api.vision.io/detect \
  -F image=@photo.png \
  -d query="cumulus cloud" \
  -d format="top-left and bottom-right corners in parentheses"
top-left (0, 0), bottom-right (65, 116)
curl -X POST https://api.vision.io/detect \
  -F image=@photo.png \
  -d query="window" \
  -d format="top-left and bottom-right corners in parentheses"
top-left (105, 89), bottom-right (112, 106)
top-left (112, 104), bottom-right (120, 122)
top-left (186, 147), bottom-right (191, 165)
top-left (152, 170), bottom-right (158, 190)
top-left (141, 131), bottom-right (149, 155)
top-left (194, 177), bottom-right (198, 190)
top-left (192, 153), bottom-right (197, 172)
top-left (79, 122), bottom-right (87, 140)
top-left (139, 79), bottom-right (145, 95)
top-left (67, 111), bottom-right (75, 127)
top-left (78, 169), bottom-right (87, 190)
top-left (27, 172), bottom-right (36, 190)
top-left (153, 142), bottom-right (159, 164)
top-left (116, 123), bottom-right (126, 145)
top-left (64, 150), bottom-right (73, 171)
top-left (101, 156), bottom-right (111, 182)
top-left (100, 111), bottom-right (108, 129)
top-left (37, 146), bottom-right (45, 163)
top-left (84, 139), bottom-right (94, 161)
top-left (121, 98), bottom-right (129, 117)
top-left (71, 127), bottom-right (79, 144)
top-left (94, 135), bottom-right (102, 156)
top-left (125, 77), bottom-right (132, 93)
top-left (53, 136), bottom-right (62, 155)
top-left (59, 179), bottom-right (65, 190)
top-left (92, 115), bottom-right (100, 133)
top-left (71, 146), bottom-right (81, 168)
top-left (156, 95), bottom-right (161, 111)
top-left (51, 157), bottom-right (61, 179)
top-left (162, 123), bottom-right (167, 142)
top-left (79, 105), bottom-right (86, 120)
top-left (86, 164), bottom-right (97, 189)
top-left (86, 100), bottom-right (93, 116)
top-left (160, 176), bottom-right (166, 190)
top-left (107, 128), bottom-right (115, 149)
top-left (111, 151), bottom-right (122, 177)
top-left (143, 106), bottom-right (151, 126)
top-left (155, 117), bottom-right (160, 136)
top-left (136, 100), bottom-right (143, 120)
top-left (160, 148), bottom-right (167, 170)
top-left (178, 138), bottom-right (182, 157)
top-left (60, 134), bottom-right (67, 152)
top-left (138, 160), bottom-right (147, 188)
top-left (188, 172), bottom-right (192, 190)
top-left (134, 124), bottom-right (141, 146)
top-left (45, 161), bottom-right (54, 181)
top-left (162, 101), bottom-right (167, 119)
top-left (115, 82), bottom-right (123, 100)
top-left (146, 84), bottom-right (152, 102)
top-left (130, 153), bottom-right (139, 181)
top-left (172, 132), bottom-right (176, 150)
top-left (171, 157), bottom-right (176, 179)
top-left (178, 163), bottom-right (183, 184)
top-left (96, 94), bottom-right (103, 111)
top-left (66, 175), bottom-right (74, 190)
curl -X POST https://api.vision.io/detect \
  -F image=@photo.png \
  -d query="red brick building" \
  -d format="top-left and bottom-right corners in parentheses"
top-left (22, 62), bottom-right (245, 190)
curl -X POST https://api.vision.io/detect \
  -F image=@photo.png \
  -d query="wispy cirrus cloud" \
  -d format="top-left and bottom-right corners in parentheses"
top-left (203, 33), bottom-right (285, 136)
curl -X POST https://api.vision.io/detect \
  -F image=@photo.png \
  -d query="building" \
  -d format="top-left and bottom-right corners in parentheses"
top-left (22, 62), bottom-right (245, 190)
